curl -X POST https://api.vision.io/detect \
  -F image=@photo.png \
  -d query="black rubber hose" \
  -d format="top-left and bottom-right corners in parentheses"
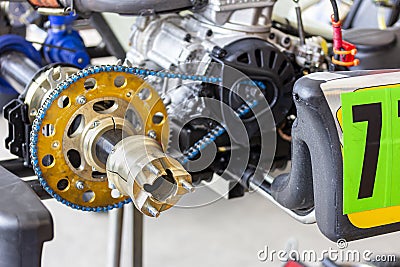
top-left (342, 0), bottom-right (363, 29)
top-left (387, 0), bottom-right (400, 26)
top-left (330, 0), bottom-right (340, 22)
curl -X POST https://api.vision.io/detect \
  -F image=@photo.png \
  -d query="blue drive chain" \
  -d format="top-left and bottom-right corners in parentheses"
top-left (30, 64), bottom-right (255, 211)
top-left (180, 100), bottom-right (258, 165)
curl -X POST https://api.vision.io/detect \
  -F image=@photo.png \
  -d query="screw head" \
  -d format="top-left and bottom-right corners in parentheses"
top-left (76, 181), bottom-right (84, 190)
top-left (30, 109), bottom-right (37, 117)
top-left (51, 141), bottom-right (60, 149)
top-left (148, 130), bottom-right (157, 139)
top-left (269, 33), bottom-right (275, 39)
top-left (76, 95), bottom-right (87, 105)
top-left (212, 46), bottom-right (227, 59)
top-left (111, 189), bottom-right (121, 198)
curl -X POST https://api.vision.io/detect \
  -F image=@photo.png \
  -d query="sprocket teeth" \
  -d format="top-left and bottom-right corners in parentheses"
top-left (30, 64), bottom-right (221, 211)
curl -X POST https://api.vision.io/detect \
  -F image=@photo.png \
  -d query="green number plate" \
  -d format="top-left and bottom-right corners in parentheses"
top-left (342, 85), bottom-right (400, 215)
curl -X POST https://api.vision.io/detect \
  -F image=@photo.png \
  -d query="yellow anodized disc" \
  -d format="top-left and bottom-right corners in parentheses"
top-left (33, 67), bottom-right (168, 210)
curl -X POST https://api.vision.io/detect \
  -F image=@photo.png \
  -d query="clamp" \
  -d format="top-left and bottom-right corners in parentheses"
top-left (331, 15), bottom-right (360, 67)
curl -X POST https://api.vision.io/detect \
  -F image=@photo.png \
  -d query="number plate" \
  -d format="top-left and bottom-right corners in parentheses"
top-left (341, 85), bottom-right (400, 228)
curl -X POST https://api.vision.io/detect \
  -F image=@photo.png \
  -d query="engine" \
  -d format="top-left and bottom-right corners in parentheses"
top-left (126, 0), bottom-right (327, 194)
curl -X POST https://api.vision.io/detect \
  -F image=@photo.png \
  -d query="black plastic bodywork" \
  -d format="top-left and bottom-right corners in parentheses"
top-left (272, 70), bottom-right (400, 241)
top-left (0, 165), bottom-right (53, 266)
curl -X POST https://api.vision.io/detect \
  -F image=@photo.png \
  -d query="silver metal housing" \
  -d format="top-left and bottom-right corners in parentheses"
top-left (127, 3), bottom-right (326, 73)
top-left (106, 135), bottom-right (192, 217)
top-left (195, 0), bottom-right (276, 30)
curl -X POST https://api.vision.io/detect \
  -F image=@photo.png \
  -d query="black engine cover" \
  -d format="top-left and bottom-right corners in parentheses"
top-left (345, 27), bottom-right (400, 70)
top-left (222, 38), bottom-right (296, 125)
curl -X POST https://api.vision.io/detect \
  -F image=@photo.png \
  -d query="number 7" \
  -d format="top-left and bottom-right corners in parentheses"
top-left (352, 103), bottom-right (382, 199)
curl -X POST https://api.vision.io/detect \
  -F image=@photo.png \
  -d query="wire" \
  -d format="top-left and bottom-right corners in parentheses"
top-left (330, 0), bottom-right (340, 22)
top-left (387, 0), bottom-right (400, 26)
top-left (28, 41), bottom-right (77, 52)
top-left (330, 0), bottom-right (341, 69)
